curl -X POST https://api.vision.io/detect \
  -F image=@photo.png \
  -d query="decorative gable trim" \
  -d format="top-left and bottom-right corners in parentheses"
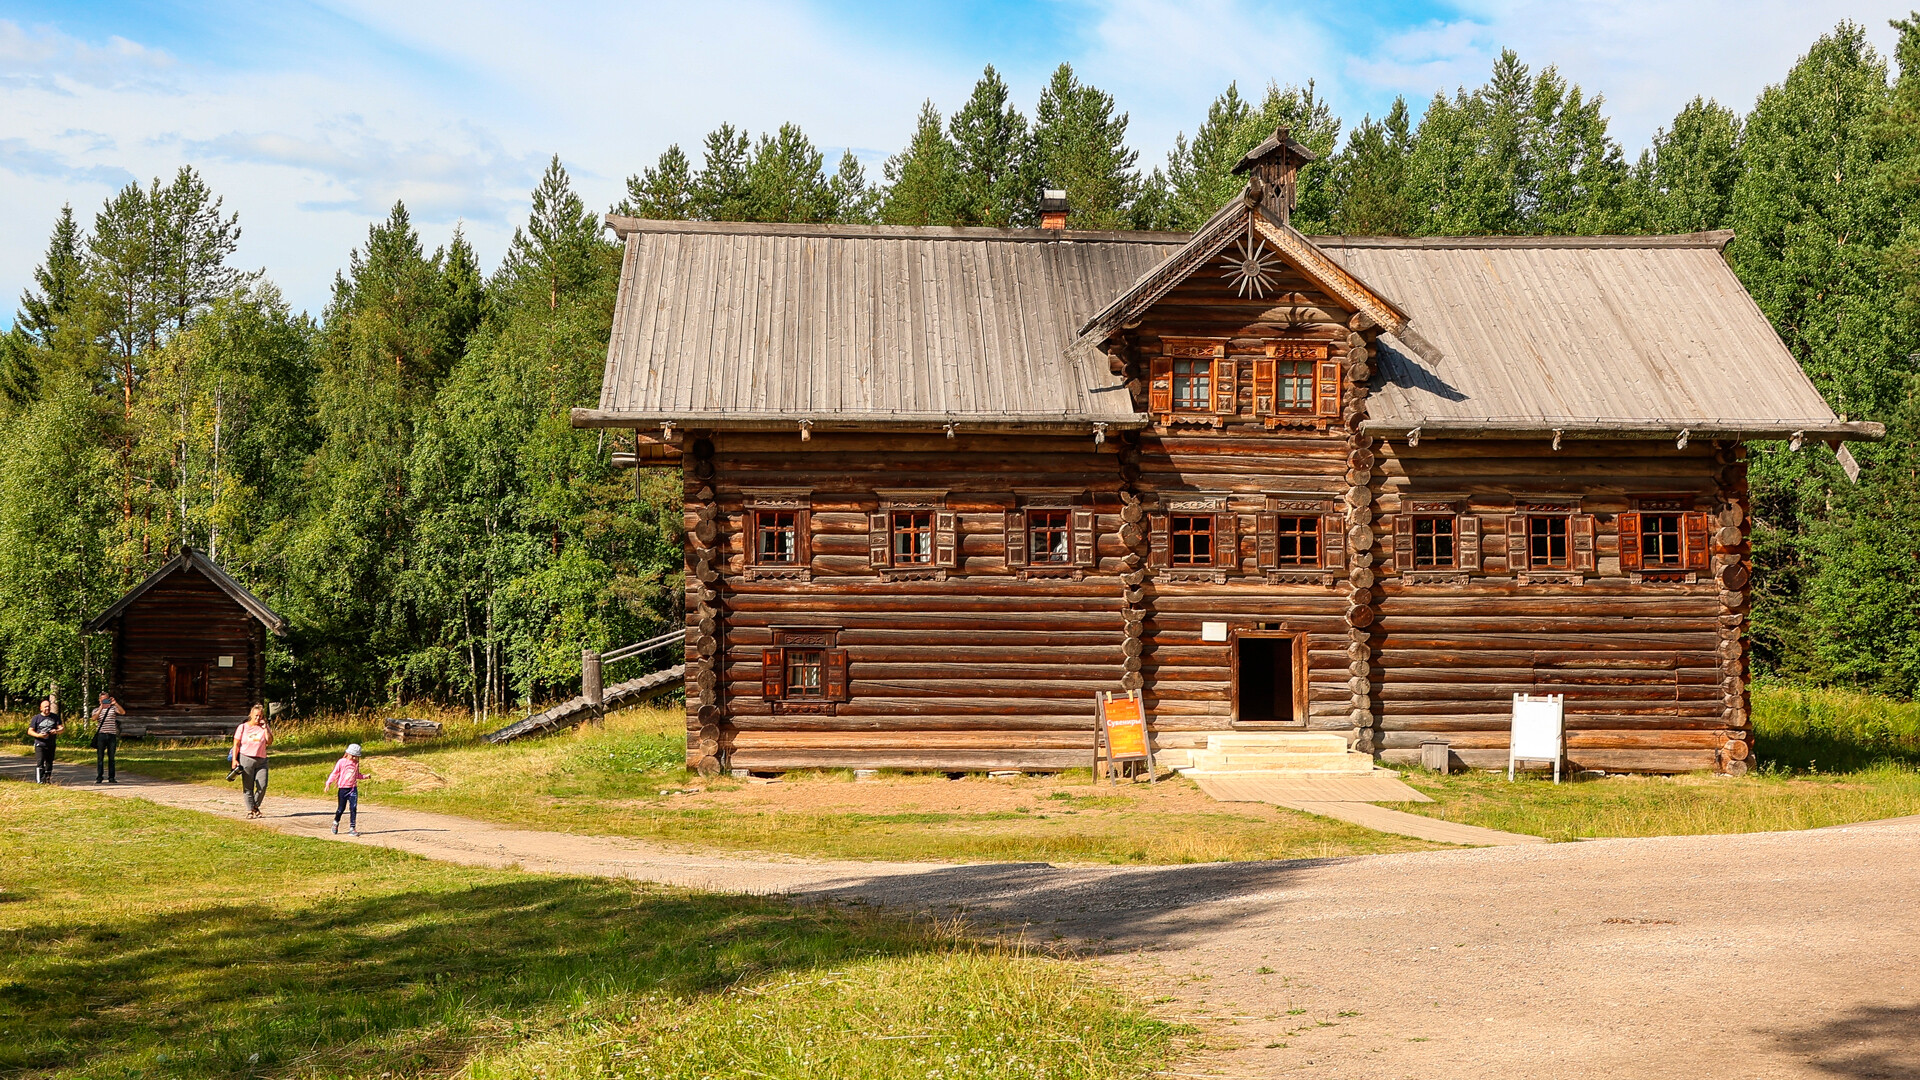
top-left (1250, 217), bottom-right (1406, 335)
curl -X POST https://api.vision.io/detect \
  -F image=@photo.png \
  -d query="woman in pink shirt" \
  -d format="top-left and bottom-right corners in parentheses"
top-left (229, 705), bottom-right (274, 818)
top-left (324, 744), bottom-right (366, 835)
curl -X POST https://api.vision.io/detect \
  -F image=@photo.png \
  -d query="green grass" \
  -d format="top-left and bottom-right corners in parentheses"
top-left (1397, 683), bottom-right (1920, 840)
top-left (0, 782), bottom-right (1181, 1079)
top-left (8, 705), bottom-right (1436, 865)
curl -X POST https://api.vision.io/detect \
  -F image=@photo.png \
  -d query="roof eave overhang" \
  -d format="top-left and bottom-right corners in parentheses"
top-left (1358, 418), bottom-right (1886, 442)
top-left (571, 408), bottom-right (1149, 436)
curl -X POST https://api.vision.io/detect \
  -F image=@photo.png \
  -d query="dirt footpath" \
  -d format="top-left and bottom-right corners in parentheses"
top-left (9, 758), bottom-right (1918, 1079)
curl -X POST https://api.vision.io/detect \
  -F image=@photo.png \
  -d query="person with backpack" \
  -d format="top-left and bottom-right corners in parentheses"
top-left (27, 699), bottom-right (63, 784)
top-left (228, 704), bottom-right (273, 818)
top-left (91, 692), bottom-right (124, 784)
top-left (323, 743), bottom-right (366, 836)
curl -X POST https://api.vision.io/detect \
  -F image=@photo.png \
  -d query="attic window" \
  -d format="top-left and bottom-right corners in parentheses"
top-left (1172, 358), bottom-right (1211, 411)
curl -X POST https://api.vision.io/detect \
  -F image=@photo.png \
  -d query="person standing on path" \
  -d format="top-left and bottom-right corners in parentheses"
top-left (27, 699), bottom-right (63, 784)
top-left (91, 693), bottom-right (124, 784)
top-left (229, 704), bottom-right (273, 818)
top-left (323, 743), bottom-right (366, 836)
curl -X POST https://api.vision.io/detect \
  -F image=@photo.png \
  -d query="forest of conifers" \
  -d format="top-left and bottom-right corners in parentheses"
top-left (2, 19), bottom-right (1918, 717)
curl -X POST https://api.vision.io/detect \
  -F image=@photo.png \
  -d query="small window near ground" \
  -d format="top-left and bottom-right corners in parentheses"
top-left (1171, 515), bottom-right (1214, 565)
top-left (1412, 516), bottom-right (1455, 568)
top-left (1527, 515), bottom-right (1569, 569)
top-left (1028, 510), bottom-right (1071, 563)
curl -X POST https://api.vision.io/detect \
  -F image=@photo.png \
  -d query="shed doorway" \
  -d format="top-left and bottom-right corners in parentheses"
top-left (1232, 632), bottom-right (1306, 727)
top-left (166, 660), bottom-right (208, 707)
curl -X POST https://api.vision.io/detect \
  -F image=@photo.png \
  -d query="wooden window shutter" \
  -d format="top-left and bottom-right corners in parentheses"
top-left (934, 510), bottom-right (958, 567)
top-left (824, 649), bottom-right (849, 702)
top-left (1148, 355), bottom-right (1173, 418)
top-left (795, 508), bottom-right (813, 566)
top-left (1393, 513), bottom-right (1414, 571)
top-left (1213, 512), bottom-right (1239, 570)
top-left (1571, 514), bottom-right (1596, 572)
top-left (1617, 512), bottom-right (1643, 571)
top-left (1315, 354), bottom-right (1342, 419)
top-left (1504, 515), bottom-right (1526, 569)
top-left (1148, 513), bottom-right (1170, 568)
top-left (1252, 357), bottom-right (1276, 417)
top-left (1004, 510), bottom-right (1027, 568)
top-left (1072, 508), bottom-right (1096, 567)
top-left (868, 511), bottom-right (890, 567)
top-left (1458, 515), bottom-right (1482, 571)
top-left (760, 648), bottom-right (785, 700)
top-left (1212, 356), bottom-right (1237, 416)
top-left (1321, 514), bottom-right (1345, 568)
top-left (1256, 512), bottom-right (1279, 570)
top-left (1684, 511), bottom-right (1712, 571)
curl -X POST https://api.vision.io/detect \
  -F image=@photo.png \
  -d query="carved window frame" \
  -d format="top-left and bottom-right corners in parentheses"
top-left (1255, 341), bottom-right (1341, 431)
top-left (1004, 490), bottom-right (1095, 581)
top-left (1394, 498), bottom-right (1476, 584)
top-left (1621, 493), bottom-right (1710, 584)
top-left (1150, 338), bottom-right (1232, 426)
top-left (743, 488), bottom-right (812, 582)
top-left (761, 626), bottom-right (848, 715)
top-left (1148, 495), bottom-right (1237, 583)
top-left (1507, 495), bottom-right (1593, 585)
top-left (871, 489), bottom-right (954, 581)
top-left (1257, 493), bottom-right (1345, 586)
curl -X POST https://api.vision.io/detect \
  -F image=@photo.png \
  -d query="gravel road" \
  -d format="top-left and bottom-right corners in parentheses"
top-left (10, 759), bottom-right (1916, 1078)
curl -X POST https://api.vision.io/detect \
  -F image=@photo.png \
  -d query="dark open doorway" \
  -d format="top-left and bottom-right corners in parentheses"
top-left (1233, 632), bottom-right (1305, 726)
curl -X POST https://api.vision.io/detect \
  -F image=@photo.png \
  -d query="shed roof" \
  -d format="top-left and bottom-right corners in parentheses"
top-left (83, 548), bottom-right (287, 635)
top-left (1319, 233), bottom-right (1877, 441)
top-left (577, 212), bottom-right (1880, 442)
top-left (581, 216), bottom-right (1185, 432)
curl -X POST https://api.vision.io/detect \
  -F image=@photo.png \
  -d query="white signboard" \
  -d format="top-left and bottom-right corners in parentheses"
top-left (1510, 693), bottom-right (1565, 782)
top-left (1201, 621), bottom-right (1228, 642)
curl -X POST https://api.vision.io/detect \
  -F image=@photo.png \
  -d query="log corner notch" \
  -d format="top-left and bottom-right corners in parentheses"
top-left (1344, 313), bottom-right (1381, 755)
top-left (683, 434), bottom-right (724, 776)
top-left (1713, 441), bottom-right (1754, 776)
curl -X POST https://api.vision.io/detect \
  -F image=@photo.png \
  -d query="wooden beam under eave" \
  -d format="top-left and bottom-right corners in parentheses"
top-left (1358, 419), bottom-right (1886, 441)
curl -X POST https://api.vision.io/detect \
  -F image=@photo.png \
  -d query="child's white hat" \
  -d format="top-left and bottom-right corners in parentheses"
top-left (346, 744), bottom-right (363, 757)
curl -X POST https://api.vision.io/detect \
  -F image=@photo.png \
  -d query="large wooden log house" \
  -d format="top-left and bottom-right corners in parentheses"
top-left (575, 133), bottom-right (1881, 776)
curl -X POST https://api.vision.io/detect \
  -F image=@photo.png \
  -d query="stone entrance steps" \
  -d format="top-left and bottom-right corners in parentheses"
top-left (1180, 731), bottom-right (1384, 778)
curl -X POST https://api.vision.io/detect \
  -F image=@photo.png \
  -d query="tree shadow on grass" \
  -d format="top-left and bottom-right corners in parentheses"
top-left (1774, 1002), bottom-right (1920, 1078)
top-left (0, 876), bottom-right (946, 1078)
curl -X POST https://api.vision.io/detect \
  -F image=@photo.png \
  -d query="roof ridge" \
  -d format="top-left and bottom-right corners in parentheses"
top-left (604, 215), bottom-right (1192, 245)
top-left (1311, 231), bottom-right (1734, 250)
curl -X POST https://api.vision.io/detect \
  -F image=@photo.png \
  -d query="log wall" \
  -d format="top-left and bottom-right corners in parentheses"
top-left (111, 570), bottom-right (264, 718)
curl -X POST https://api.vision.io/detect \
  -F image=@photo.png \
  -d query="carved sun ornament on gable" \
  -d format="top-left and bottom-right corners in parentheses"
top-left (1221, 222), bottom-right (1285, 298)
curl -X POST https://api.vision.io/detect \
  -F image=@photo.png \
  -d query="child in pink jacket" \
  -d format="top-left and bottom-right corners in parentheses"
top-left (323, 745), bottom-right (367, 836)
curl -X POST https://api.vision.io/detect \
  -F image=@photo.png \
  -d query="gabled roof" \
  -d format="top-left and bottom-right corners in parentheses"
top-left (575, 216), bottom-right (1185, 433)
top-left (83, 547), bottom-right (286, 635)
top-left (1318, 233), bottom-right (1881, 441)
top-left (1072, 196), bottom-right (1409, 346)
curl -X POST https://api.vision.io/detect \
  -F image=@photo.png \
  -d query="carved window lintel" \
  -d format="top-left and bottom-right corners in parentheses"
top-left (1160, 569), bottom-right (1228, 584)
top-left (1400, 571), bottom-right (1472, 586)
top-left (1516, 572), bottom-right (1586, 587)
top-left (878, 567), bottom-right (949, 583)
top-left (1631, 570), bottom-right (1698, 585)
top-left (1265, 570), bottom-right (1338, 586)
top-left (1019, 567), bottom-right (1084, 582)
top-left (743, 567), bottom-right (812, 583)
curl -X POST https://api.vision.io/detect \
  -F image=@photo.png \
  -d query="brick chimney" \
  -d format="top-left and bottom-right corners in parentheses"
top-left (1039, 188), bottom-right (1070, 230)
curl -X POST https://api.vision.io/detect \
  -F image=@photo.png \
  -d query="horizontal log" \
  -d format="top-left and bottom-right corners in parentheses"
top-left (1380, 730), bottom-right (1729, 751)
top-left (725, 748), bottom-right (1097, 771)
top-left (727, 730), bottom-right (1094, 751)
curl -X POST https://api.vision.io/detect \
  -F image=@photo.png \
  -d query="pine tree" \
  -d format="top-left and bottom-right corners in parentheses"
top-left (948, 65), bottom-right (1034, 227)
top-left (746, 124), bottom-right (834, 223)
top-left (1161, 82), bottom-right (1258, 230)
top-left (1326, 99), bottom-right (1416, 235)
top-left (827, 151), bottom-right (880, 224)
top-left (18, 205), bottom-right (82, 348)
top-left (499, 157), bottom-right (608, 311)
top-left (1625, 98), bottom-right (1744, 233)
top-left (882, 101), bottom-right (963, 226)
top-left (692, 124), bottom-right (753, 222)
top-left (150, 166), bottom-right (246, 336)
top-left (619, 144), bottom-right (696, 220)
top-left (1031, 63), bottom-right (1140, 229)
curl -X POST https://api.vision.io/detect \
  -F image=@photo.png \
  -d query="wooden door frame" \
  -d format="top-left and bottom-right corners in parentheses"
top-left (1229, 629), bottom-right (1308, 728)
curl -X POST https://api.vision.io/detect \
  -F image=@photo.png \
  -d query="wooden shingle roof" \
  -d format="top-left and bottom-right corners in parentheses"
top-left (83, 548), bottom-right (286, 635)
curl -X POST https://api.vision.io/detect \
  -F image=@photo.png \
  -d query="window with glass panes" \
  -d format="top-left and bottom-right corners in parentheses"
top-left (1527, 515), bottom-right (1569, 569)
top-left (784, 649), bottom-right (825, 698)
top-left (1171, 515), bottom-right (1214, 565)
top-left (1640, 513), bottom-right (1684, 567)
top-left (1412, 516), bottom-right (1455, 568)
top-left (1275, 358), bottom-right (1315, 410)
top-left (1172, 358), bottom-right (1211, 410)
top-left (756, 511), bottom-right (797, 562)
top-left (891, 511), bottom-right (933, 565)
top-left (1274, 516), bottom-right (1320, 566)
top-left (1027, 510), bottom-right (1071, 563)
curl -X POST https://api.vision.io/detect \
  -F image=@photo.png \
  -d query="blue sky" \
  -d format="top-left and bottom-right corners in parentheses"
top-left (1, 1), bottom-right (1911, 324)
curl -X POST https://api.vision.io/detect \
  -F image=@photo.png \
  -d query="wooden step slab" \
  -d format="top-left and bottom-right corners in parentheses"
top-left (1194, 774), bottom-right (1435, 804)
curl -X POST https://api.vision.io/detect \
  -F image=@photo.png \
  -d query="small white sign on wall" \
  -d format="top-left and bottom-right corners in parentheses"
top-left (1201, 621), bottom-right (1228, 642)
top-left (218, 655), bottom-right (235, 668)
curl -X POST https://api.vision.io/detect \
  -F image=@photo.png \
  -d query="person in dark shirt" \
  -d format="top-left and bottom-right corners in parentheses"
top-left (92, 693), bottom-right (124, 784)
top-left (27, 700), bottom-right (64, 784)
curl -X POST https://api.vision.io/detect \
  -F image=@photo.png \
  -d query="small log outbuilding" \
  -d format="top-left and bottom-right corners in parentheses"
top-left (575, 133), bottom-right (1884, 777)
top-left (83, 547), bottom-right (285, 737)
